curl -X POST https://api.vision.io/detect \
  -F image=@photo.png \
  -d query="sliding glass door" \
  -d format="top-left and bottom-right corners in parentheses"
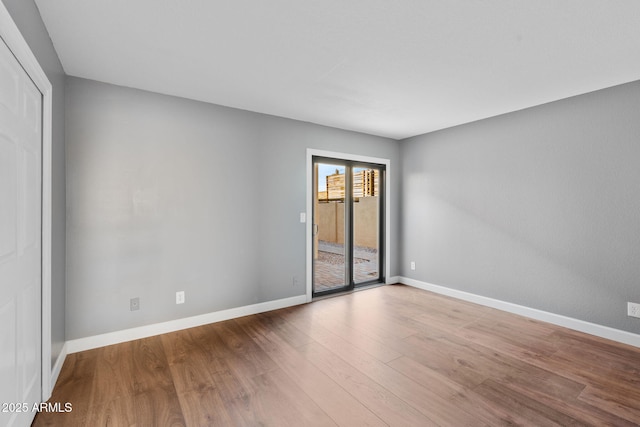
top-left (312, 157), bottom-right (384, 296)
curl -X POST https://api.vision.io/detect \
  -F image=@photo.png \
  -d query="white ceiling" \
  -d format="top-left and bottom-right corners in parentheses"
top-left (35, 0), bottom-right (640, 140)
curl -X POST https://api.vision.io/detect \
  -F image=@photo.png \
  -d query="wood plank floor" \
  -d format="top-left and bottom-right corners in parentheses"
top-left (33, 284), bottom-right (640, 426)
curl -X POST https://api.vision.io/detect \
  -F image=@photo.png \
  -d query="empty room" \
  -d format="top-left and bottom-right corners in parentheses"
top-left (1, 0), bottom-right (640, 425)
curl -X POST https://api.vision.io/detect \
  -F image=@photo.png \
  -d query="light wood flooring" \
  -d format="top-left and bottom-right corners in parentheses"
top-left (34, 284), bottom-right (640, 426)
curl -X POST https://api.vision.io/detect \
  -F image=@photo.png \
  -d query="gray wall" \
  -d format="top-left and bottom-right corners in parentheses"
top-left (3, 0), bottom-right (66, 368)
top-left (401, 81), bottom-right (640, 333)
top-left (65, 77), bottom-right (400, 340)
top-left (14, 0), bottom-right (637, 345)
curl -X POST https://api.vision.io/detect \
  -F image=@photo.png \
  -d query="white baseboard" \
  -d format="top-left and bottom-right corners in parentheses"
top-left (399, 277), bottom-right (640, 348)
top-left (66, 295), bottom-right (308, 354)
top-left (49, 342), bottom-right (67, 393)
top-left (386, 276), bottom-right (401, 284)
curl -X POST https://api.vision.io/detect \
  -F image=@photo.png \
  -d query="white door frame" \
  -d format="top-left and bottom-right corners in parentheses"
top-left (0, 3), bottom-right (53, 400)
top-left (306, 149), bottom-right (391, 302)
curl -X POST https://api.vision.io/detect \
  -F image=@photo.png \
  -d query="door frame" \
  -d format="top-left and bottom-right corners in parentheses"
top-left (306, 149), bottom-right (390, 302)
top-left (0, 3), bottom-right (53, 400)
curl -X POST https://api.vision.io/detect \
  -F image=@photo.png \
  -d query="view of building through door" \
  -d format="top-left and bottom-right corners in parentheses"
top-left (313, 158), bottom-right (384, 296)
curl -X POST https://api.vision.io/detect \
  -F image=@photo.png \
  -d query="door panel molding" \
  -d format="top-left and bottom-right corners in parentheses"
top-left (306, 149), bottom-right (391, 301)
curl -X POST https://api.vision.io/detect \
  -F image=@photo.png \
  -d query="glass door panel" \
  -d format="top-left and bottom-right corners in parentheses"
top-left (313, 163), bottom-right (348, 294)
top-left (352, 167), bottom-right (380, 285)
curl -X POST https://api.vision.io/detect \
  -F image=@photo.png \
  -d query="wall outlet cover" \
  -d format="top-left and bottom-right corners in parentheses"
top-left (176, 291), bottom-right (185, 304)
top-left (628, 302), bottom-right (640, 318)
top-left (130, 297), bottom-right (140, 311)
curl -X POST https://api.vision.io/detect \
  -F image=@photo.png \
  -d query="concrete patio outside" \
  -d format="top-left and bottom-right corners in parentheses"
top-left (313, 241), bottom-right (379, 293)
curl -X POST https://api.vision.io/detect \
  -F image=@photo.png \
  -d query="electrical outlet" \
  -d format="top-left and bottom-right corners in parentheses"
top-left (628, 302), bottom-right (640, 318)
top-left (176, 291), bottom-right (185, 304)
top-left (130, 297), bottom-right (140, 311)
top-left (410, 261), bottom-right (416, 271)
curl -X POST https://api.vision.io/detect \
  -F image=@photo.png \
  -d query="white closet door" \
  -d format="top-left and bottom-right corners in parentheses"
top-left (0, 35), bottom-right (42, 427)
